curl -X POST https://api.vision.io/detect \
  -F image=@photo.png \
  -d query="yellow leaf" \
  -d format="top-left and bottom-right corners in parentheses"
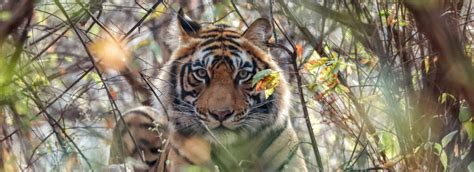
top-left (264, 88), bottom-right (274, 99)
top-left (254, 70), bottom-right (280, 99)
top-left (146, 4), bottom-right (166, 21)
top-left (304, 57), bottom-right (328, 72)
top-left (88, 34), bottom-right (131, 72)
top-left (424, 56), bottom-right (430, 73)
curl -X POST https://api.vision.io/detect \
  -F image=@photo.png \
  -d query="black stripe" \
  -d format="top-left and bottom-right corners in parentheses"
top-left (230, 51), bottom-right (240, 58)
top-left (179, 62), bottom-right (189, 99)
top-left (224, 57), bottom-right (235, 71)
top-left (189, 73), bottom-right (201, 87)
top-left (168, 54), bottom-right (189, 101)
top-left (277, 144), bottom-right (299, 171)
top-left (224, 34), bottom-right (241, 39)
top-left (257, 119), bottom-right (288, 156)
top-left (200, 34), bottom-right (220, 38)
top-left (202, 28), bottom-right (239, 34)
top-left (247, 51), bottom-right (270, 69)
top-left (176, 52), bottom-right (193, 60)
top-left (251, 59), bottom-right (258, 73)
top-left (242, 61), bottom-right (252, 68)
top-left (225, 38), bottom-right (241, 47)
top-left (180, 63), bottom-right (201, 97)
top-left (200, 39), bottom-right (216, 47)
top-left (192, 61), bottom-right (204, 68)
top-left (211, 56), bottom-right (222, 67)
top-left (203, 45), bottom-right (220, 52)
top-left (226, 44), bottom-right (240, 51)
top-left (125, 109), bottom-right (154, 121)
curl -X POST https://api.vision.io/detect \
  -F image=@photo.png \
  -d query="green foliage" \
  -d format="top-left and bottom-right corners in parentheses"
top-left (459, 103), bottom-right (471, 122)
top-left (469, 161), bottom-right (474, 172)
top-left (424, 130), bottom-right (459, 171)
top-left (438, 93), bottom-right (456, 103)
top-left (252, 69), bottom-right (274, 86)
top-left (441, 130), bottom-right (457, 148)
top-left (464, 122), bottom-right (474, 142)
top-left (2, 0), bottom-right (474, 171)
top-left (378, 131), bottom-right (400, 159)
top-left (184, 165), bottom-right (212, 172)
top-left (302, 47), bottom-right (349, 97)
top-left (0, 11), bottom-right (11, 22)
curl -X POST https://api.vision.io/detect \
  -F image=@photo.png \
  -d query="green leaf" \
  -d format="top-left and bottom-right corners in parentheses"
top-left (441, 130), bottom-right (458, 148)
top-left (14, 100), bottom-right (30, 115)
top-left (49, 53), bottom-right (59, 65)
top-left (459, 105), bottom-right (471, 122)
top-left (434, 143), bottom-right (443, 154)
top-left (414, 145), bottom-right (422, 154)
top-left (468, 161), bottom-right (474, 172)
top-left (424, 56), bottom-right (430, 73)
top-left (89, 72), bottom-right (101, 83)
top-left (252, 69), bottom-right (273, 86)
top-left (252, 69), bottom-right (280, 100)
top-left (464, 122), bottom-right (474, 142)
top-left (438, 93), bottom-right (456, 103)
top-left (184, 165), bottom-right (211, 172)
top-left (398, 20), bottom-right (409, 27)
top-left (379, 10), bottom-right (392, 17)
top-left (0, 11), bottom-right (11, 22)
top-left (440, 150), bottom-right (448, 171)
top-left (304, 57), bottom-right (328, 72)
top-left (65, 56), bottom-right (74, 62)
top-left (379, 131), bottom-right (398, 158)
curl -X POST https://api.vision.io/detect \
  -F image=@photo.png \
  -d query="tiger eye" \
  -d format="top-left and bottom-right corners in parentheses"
top-left (238, 70), bottom-right (250, 79)
top-left (196, 69), bottom-right (207, 78)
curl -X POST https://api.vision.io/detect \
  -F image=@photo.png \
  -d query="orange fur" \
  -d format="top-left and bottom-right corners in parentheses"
top-left (112, 12), bottom-right (307, 172)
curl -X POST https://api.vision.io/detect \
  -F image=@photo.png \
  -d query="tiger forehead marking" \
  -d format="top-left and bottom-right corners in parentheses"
top-left (193, 26), bottom-right (251, 73)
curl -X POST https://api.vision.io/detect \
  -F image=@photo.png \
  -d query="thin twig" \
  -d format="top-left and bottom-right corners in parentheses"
top-left (122, 0), bottom-right (163, 40)
top-left (230, 0), bottom-right (248, 27)
top-left (139, 72), bottom-right (169, 121)
top-left (54, 0), bottom-right (153, 163)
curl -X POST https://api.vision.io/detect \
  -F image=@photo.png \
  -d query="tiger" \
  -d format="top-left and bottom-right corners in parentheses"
top-left (109, 106), bottom-right (167, 171)
top-left (111, 9), bottom-right (308, 172)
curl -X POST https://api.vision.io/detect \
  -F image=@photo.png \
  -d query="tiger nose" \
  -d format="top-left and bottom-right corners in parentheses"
top-left (209, 109), bottom-right (233, 122)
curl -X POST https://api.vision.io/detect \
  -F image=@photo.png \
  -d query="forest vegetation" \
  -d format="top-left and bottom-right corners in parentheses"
top-left (0, 0), bottom-right (474, 171)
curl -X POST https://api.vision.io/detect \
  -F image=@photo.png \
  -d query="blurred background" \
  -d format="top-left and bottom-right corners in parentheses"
top-left (1, 0), bottom-right (474, 171)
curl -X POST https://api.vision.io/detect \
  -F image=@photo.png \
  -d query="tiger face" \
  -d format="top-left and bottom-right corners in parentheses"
top-left (163, 11), bottom-right (289, 144)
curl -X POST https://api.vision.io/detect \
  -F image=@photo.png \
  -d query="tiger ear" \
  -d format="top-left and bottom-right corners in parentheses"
top-left (243, 18), bottom-right (272, 49)
top-left (177, 8), bottom-right (201, 38)
top-left (167, 9), bottom-right (201, 49)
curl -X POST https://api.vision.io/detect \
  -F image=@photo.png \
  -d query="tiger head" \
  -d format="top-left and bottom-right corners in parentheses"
top-left (161, 10), bottom-right (290, 144)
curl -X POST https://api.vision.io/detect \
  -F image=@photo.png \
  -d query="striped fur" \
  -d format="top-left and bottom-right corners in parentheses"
top-left (109, 106), bottom-right (167, 170)
top-left (113, 10), bottom-right (307, 172)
